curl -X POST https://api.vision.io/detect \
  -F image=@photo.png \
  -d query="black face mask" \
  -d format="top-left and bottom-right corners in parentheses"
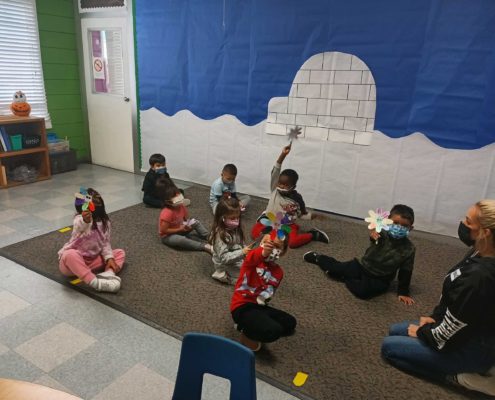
top-left (458, 221), bottom-right (475, 247)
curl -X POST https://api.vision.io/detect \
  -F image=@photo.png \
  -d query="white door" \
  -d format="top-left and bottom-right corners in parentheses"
top-left (81, 17), bottom-right (134, 172)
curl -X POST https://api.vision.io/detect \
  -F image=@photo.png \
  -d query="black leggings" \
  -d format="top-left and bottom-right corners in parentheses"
top-left (232, 303), bottom-right (297, 343)
top-left (316, 256), bottom-right (392, 300)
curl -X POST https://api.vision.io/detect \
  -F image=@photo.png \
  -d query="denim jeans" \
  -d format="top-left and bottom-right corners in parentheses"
top-left (381, 321), bottom-right (495, 382)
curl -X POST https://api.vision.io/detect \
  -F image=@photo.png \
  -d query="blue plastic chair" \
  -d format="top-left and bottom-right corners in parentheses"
top-left (171, 332), bottom-right (257, 400)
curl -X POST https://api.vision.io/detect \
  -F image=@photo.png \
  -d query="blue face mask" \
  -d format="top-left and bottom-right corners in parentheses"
top-left (155, 167), bottom-right (167, 174)
top-left (388, 224), bottom-right (410, 239)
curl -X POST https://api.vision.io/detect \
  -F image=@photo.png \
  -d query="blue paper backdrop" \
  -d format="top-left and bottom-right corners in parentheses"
top-left (135, 0), bottom-right (495, 149)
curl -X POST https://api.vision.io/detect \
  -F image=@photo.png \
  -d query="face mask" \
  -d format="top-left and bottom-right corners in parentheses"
top-left (223, 218), bottom-right (240, 229)
top-left (388, 224), bottom-right (410, 239)
top-left (458, 221), bottom-right (475, 247)
top-left (277, 186), bottom-right (292, 194)
top-left (155, 167), bottom-right (167, 174)
top-left (170, 193), bottom-right (184, 207)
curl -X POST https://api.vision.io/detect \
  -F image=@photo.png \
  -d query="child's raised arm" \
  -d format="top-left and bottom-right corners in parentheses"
top-left (270, 144), bottom-right (291, 191)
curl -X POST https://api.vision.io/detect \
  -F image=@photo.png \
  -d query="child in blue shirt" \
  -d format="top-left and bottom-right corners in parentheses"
top-left (209, 164), bottom-right (250, 214)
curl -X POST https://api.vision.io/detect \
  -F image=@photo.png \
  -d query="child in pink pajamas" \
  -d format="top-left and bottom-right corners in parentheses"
top-left (58, 188), bottom-right (125, 293)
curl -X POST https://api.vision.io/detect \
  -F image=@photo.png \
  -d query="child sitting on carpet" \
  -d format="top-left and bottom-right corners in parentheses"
top-left (231, 232), bottom-right (296, 351)
top-left (209, 163), bottom-right (250, 214)
top-left (251, 143), bottom-right (329, 248)
top-left (58, 188), bottom-right (125, 293)
top-left (209, 197), bottom-right (251, 284)
top-left (158, 184), bottom-right (212, 253)
top-left (303, 204), bottom-right (416, 303)
top-left (142, 153), bottom-right (190, 208)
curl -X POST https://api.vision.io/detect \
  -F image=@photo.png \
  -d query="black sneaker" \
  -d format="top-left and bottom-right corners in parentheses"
top-left (303, 251), bottom-right (320, 264)
top-left (309, 228), bottom-right (329, 244)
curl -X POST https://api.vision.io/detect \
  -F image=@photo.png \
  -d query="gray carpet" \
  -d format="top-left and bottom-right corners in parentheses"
top-left (0, 185), bottom-right (486, 400)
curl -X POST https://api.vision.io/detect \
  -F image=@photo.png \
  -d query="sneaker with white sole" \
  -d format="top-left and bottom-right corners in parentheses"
top-left (309, 228), bottom-right (329, 244)
top-left (212, 271), bottom-right (235, 284)
top-left (303, 251), bottom-right (320, 264)
top-left (97, 270), bottom-right (121, 282)
top-left (90, 277), bottom-right (121, 293)
top-left (204, 244), bottom-right (213, 255)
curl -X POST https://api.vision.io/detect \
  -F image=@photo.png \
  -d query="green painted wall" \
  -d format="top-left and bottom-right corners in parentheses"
top-left (36, 0), bottom-right (90, 161)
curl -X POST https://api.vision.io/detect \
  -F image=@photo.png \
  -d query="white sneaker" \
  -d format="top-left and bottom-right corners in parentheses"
top-left (90, 277), bottom-right (121, 293)
top-left (183, 198), bottom-right (191, 207)
top-left (204, 244), bottom-right (213, 255)
top-left (97, 270), bottom-right (121, 282)
top-left (212, 271), bottom-right (235, 284)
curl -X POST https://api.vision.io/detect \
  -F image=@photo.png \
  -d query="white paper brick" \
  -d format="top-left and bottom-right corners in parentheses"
top-left (351, 56), bottom-right (369, 70)
top-left (366, 118), bottom-right (375, 131)
top-left (301, 53), bottom-right (323, 70)
top-left (267, 112), bottom-right (277, 123)
top-left (323, 52), bottom-right (352, 70)
top-left (354, 131), bottom-right (373, 145)
top-left (329, 129), bottom-right (355, 143)
top-left (296, 114), bottom-right (317, 126)
top-left (357, 101), bottom-right (376, 118)
top-left (288, 97), bottom-right (307, 114)
top-left (268, 97), bottom-right (288, 113)
top-left (309, 70), bottom-right (334, 84)
top-left (331, 100), bottom-right (359, 117)
top-left (361, 70), bottom-right (375, 84)
top-left (265, 122), bottom-right (287, 136)
top-left (293, 70), bottom-right (310, 84)
top-left (297, 84), bottom-right (321, 98)
top-left (344, 117), bottom-right (367, 131)
top-left (307, 98), bottom-right (332, 115)
top-left (334, 71), bottom-right (363, 84)
top-left (305, 126), bottom-right (329, 140)
top-left (289, 84), bottom-right (297, 97)
top-left (286, 125), bottom-right (306, 138)
top-left (321, 84), bottom-right (348, 100)
top-left (369, 85), bottom-right (376, 100)
top-left (348, 85), bottom-right (370, 100)
top-left (277, 113), bottom-right (296, 124)
top-left (318, 116), bottom-right (344, 129)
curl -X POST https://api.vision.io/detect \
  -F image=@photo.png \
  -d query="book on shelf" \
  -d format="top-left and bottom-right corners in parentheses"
top-left (0, 126), bottom-right (11, 151)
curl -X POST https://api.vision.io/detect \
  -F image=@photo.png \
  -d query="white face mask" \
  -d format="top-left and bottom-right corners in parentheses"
top-left (170, 193), bottom-right (184, 207)
top-left (277, 186), bottom-right (293, 194)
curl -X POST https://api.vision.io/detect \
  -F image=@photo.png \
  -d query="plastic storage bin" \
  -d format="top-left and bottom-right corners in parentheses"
top-left (48, 139), bottom-right (70, 153)
top-left (10, 134), bottom-right (22, 151)
top-left (49, 149), bottom-right (77, 174)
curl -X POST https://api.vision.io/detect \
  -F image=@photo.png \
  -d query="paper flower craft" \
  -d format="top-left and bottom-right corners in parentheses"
top-left (75, 188), bottom-right (95, 212)
top-left (364, 208), bottom-right (393, 233)
top-left (259, 211), bottom-right (292, 240)
top-left (288, 126), bottom-right (302, 143)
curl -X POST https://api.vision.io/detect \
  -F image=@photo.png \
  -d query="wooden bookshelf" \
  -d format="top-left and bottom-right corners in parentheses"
top-left (0, 115), bottom-right (51, 188)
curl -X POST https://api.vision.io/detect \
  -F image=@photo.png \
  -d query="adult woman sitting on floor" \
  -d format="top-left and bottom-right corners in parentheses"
top-left (381, 199), bottom-right (495, 394)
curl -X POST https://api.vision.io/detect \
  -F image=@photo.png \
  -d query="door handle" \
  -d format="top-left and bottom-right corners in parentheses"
top-left (124, 97), bottom-right (130, 102)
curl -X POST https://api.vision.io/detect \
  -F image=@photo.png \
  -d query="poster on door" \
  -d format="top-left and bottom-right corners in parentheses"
top-left (92, 57), bottom-right (105, 80)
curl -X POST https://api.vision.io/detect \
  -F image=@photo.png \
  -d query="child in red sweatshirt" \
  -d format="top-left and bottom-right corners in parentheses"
top-left (230, 233), bottom-right (296, 351)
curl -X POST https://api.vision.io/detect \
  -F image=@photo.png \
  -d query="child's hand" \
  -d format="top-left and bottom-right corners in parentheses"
top-left (281, 144), bottom-right (291, 156)
top-left (261, 240), bottom-right (274, 258)
top-left (242, 245), bottom-right (252, 255)
top-left (419, 316), bottom-right (435, 326)
top-left (106, 258), bottom-right (117, 272)
top-left (369, 229), bottom-right (380, 241)
top-left (407, 324), bottom-right (419, 337)
top-left (182, 225), bottom-right (193, 232)
top-left (398, 295), bottom-right (415, 306)
top-left (82, 210), bottom-right (92, 223)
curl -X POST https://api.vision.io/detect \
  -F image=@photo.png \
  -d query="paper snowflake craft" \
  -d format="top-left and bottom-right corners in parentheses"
top-left (364, 208), bottom-right (393, 233)
top-left (75, 188), bottom-right (95, 212)
top-left (288, 126), bottom-right (302, 143)
top-left (259, 211), bottom-right (292, 240)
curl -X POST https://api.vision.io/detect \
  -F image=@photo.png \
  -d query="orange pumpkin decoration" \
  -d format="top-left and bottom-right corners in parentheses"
top-left (10, 91), bottom-right (31, 117)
